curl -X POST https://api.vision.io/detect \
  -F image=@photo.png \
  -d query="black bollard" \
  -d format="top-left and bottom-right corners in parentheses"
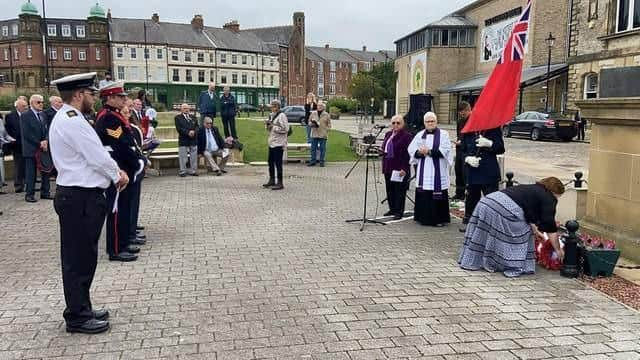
top-left (574, 171), bottom-right (584, 188)
top-left (505, 172), bottom-right (515, 187)
top-left (561, 220), bottom-right (580, 278)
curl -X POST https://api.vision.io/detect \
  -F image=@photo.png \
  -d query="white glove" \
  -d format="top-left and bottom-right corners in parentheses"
top-left (476, 135), bottom-right (493, 148)
top-left (465, 156), bottom-right (481, 168)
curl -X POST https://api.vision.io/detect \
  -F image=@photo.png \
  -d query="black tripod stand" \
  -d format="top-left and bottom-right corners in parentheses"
top-left (345, 126), bottom-right (386, 231)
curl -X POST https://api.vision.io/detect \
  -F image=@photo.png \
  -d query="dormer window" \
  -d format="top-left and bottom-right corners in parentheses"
top-left (61, 24), bottom-right (71, 37)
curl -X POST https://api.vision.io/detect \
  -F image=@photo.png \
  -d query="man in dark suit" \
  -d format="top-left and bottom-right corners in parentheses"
top-left (43, 95), bottom-right (63, 129)
top-left (198, 82), bottom-right (217, 126)
top-left (21, 94), bottom-right (52, 202)
top-left (175, 103), bottom-right (199, 177)
top-left (130, 99), bottom-right (144, 126)
top-left (197, 117), bottom-right (229, 176)
top-left (5, 98), bottom-right (28, 192)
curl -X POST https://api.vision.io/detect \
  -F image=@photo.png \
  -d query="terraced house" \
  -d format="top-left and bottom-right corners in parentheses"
top-left (110, 12), bottom-right (305, 108)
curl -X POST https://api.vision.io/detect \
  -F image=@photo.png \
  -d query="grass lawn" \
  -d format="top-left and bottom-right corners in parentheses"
top-left (156, 113), bottom-right (356, 163)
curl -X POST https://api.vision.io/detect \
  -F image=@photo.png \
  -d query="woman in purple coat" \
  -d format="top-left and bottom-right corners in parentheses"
top-left (381, 115), bottom-right (413, 220)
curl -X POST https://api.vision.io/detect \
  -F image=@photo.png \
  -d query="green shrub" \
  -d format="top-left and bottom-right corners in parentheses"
top-left (152, 102), bottom-right (167, 112)
top-left (326, 98), bottom-right (358, 113)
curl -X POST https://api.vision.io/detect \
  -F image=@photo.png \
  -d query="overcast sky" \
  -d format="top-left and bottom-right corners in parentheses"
top-left (2, 0), bottom-right (474, 50)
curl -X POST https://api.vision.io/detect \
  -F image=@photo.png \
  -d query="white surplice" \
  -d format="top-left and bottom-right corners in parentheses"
top-left (407, 128), bottom-right (454, 191)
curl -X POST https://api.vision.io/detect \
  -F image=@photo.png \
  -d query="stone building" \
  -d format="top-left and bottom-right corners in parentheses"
top-left (569, 0), bottom-right (640, 262)
top-left (394, 0), bottom-right (569, 123)
top-left (0, 1), bottom-right (110, 89)
top-left (305, 45), bottom-right (394, 100)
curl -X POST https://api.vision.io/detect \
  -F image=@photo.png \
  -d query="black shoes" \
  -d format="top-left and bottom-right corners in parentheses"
top-left (41, 194), bottom-right (54, 200)
top-left (25, 195), bottom-right (37, 203)
top-left (262, 179), bottom-right (275, 188)
top-left (393, 214), bottom-right (403, 220)
top-left (383, 211), bottom-right (394, 217)
top-left (126, 245), bottom-right (140, 254)
top-left (189, 173), bottom-right (199, 177)
top-left (66, 318), bottom-right (110, 334)
top-left (94, 309), bottom-right (109, 321)
top-left (136, 225), bottom-right (145, 231)
top-left (15, 187), bottom-right (24, 193)
top-left (179, 173), bottom-right (186, 177)
top-left (214, 170), bottom-right (222, 176)
top-left (221, 169), bottom-right (228, 174)
top-left (307, 162), bottom-right (316, 167)
top-left (319, 162), bottom-right (325, 167)
top-left (135, 232), bottom-right (146, 239)
top-left (109, 252), bottom-right (138, 262)
top-left (129, 237), bottom-right (146, 245)
top-left (271, 183), bottom-right (284, 190)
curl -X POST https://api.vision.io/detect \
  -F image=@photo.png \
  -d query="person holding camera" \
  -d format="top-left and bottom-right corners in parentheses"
top-left (263, 100), bottom-right (289, 190)
top-left (307, 101), bottom-right (331, 167)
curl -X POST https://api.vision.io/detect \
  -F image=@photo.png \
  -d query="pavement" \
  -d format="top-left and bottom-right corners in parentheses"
top-left (2, 164), bottom-right (640, 359)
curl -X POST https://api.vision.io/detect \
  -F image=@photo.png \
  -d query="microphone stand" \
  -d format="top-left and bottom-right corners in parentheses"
top-left (345, 126), bottom-right (386, 231)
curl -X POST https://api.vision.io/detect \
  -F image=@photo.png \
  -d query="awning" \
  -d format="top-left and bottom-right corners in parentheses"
top-left (440, 63), bottom-right (568, 93)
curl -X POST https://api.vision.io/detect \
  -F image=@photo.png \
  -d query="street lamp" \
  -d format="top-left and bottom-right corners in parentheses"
top-left (370, 97), bottom-right (375, 124)
top-left (544, 32), bottom-right (555, 113)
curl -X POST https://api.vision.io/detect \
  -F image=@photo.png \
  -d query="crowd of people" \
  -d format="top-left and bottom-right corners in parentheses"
top-left (380, 102), bottom-right (565, 278)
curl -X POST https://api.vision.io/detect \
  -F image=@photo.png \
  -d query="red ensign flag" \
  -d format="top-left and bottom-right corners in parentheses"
top-left (462, 0), bottom-right (532, 133)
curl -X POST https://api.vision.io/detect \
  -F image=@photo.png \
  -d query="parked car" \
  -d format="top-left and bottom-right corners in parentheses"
top-left (237, 103), bottom-right (258, 112)
top-left (504, 111), bottom-right (577, 141)
top-left (282, 105), bottom-right (306, 123)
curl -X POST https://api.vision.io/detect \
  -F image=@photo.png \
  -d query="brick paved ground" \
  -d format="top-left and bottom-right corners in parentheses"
top-left (1, 164), bottom-right (639, 360)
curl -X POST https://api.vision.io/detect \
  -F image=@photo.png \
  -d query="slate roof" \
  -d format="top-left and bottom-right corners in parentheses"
top-left (110, 18), bottom-right (214, 48)
top-left (0, 19), bottom-right (19, 40)
top-left (344, 49), bottom-right (395, 63)
top-left (427, 14), bottom-right (476, 28)
top-left (306, 46), bottom-right (357, 63)
top-left (242, 25), bottom-right (294, 46)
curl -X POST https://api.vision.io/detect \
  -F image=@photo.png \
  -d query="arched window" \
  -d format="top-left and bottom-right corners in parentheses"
top-left (583, 73), bottom-right (598, 99)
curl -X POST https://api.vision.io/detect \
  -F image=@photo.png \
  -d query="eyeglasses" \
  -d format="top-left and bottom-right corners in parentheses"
top-left (425, 120), bottom-right (436, 123)
top-left (35, 101), bottom-right (43, 104)
top-left (391, 122), bottom-right (400, 125)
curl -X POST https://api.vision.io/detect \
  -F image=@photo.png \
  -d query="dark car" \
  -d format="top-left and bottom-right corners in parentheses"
top-left (504, 111), bottom-right (577, 141)
top-left (237, 103), bottom-right (258, 112)
top-left (282, 105), bottom-right (306, 123)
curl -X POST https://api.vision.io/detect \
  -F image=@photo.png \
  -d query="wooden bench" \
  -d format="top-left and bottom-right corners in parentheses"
top-left (285, 143), bottom-right (311, 163)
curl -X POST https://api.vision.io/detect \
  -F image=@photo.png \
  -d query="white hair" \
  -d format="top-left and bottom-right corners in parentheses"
top-left (423, 112), bottom-right (437, 121)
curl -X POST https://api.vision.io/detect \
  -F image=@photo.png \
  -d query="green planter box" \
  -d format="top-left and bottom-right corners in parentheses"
top-left (581, 248), bottom-right (621, 277)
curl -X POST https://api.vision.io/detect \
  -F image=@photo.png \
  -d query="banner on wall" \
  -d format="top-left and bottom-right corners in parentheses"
top-left (480, 11), bottom-right (523, 63)
top-left (410, 53), bottom-right (426, 94)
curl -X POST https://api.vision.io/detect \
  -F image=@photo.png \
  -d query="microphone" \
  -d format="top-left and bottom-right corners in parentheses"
top-left (373, 124), bottom-right (388, 129)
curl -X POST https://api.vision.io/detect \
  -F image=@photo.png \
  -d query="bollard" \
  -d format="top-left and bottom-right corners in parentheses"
top-left (574, 171), bottom-right (584, 188)
top-left (505, 172), bottom-right (515, 187)
top-left (561, 220), bottom-right (580, 278)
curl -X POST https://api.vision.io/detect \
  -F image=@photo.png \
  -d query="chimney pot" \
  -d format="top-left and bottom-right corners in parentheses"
top-left (191, 14), bottom-right (204, 31)
top-left (223, 20), bottom-right (240, 33)
top-left (324, 44), bottom-right (329, 49)
top-left (362, 45), bottom-right (367, 52)
top-left (152, 13), bottom-right (159, 23)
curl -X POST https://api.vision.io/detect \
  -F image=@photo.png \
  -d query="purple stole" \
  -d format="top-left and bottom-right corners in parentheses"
top-left (417, 128), bottom-right (443, 200)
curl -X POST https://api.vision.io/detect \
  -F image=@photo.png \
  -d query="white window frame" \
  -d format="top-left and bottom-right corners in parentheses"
top-left (26, 45), bottom-right (32, 59)
top-left (210, 70), bottom-right (215, 82)
top-left (209, 53), bottom-right (214, 63)
top-left (242, 55), bottom-right (247, 65)
top-left (116, 47), bottom-right (123, 59)
top-left (351, 63), bottom-right (357, 74)
top-left (270, 75), bottom-right (274, 86)
top-left (2, 26), bottom-right (8, 37)
top-left (78, 49), bottom-right (87, 61)
top-left (220, 53), bottom-right (227, 63)
top-left (330, 61), bottom-right (336, 72)
top-left (129, 66), bottom-right (139, 81)
top-left (184, 51), bottom-right (192, 62)
top-left (198, 70), bottom-right (205, 83)
top-left (3, 48), bottom-right (8, 61)
top-left (241, 73), bottom-right (247, 84)
top-left (232, 54), bottom-right (237, 64)
top-left (144, 48), bottom-right (149, 59)
top-left (270, 58), bottom-right (275, 67)
top-left (329, 84), bottom-right (336, 95)
top-left (197, 52), bottom-right (204, 63)
top-left (251, 56), bottom-right (254, 66)
top-left (11, 24), bottom-right (18, 36)
top-left (171, 50), bottom-right (179, 61)
top-left (76, 25), bottom-right (85, 38)
top-left (185, 69), bottom-right (193, 82)
top-left (232, 73), bottom-right (238, 84)
top-left (130, 47), bottom-right (137, 59)
top-left (318, 84), bottom-right (324, 97)
top-left (49, 48), bottom-right (57, 60)
top-left (157, 48), bottom-right (163, 60)
top-left (330, 72), bottom-right (336, 83)
top-left (61, 24), bottom-right (71, 37)
top-left (172, 68), bottom-right (180, 82)
top-left (583, 73), bottom-right (598, 99)
top-left (95, 48), bottom-right (101, 61)
top-left (220, 73), bottom-right (227, 84)
top-left (46, 24), bottom-right (55, 36)
top-left (617, 0), bottom-right (640, 32)
top-left (63, 48), bottom-right (71, 61)
top-left (117, 66), bottom-right (125, 80)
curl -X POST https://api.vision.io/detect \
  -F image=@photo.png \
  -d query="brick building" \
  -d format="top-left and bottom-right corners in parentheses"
top-left (305, 45), bottom-right (394, 100)
top-left (394, 0), bottom-right (570, 123)
top-left (0, 1), bottom-right (109, 89)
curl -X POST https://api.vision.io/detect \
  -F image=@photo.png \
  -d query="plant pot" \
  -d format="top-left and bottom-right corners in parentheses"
top-left (580, 247), bottom-right (620, 277)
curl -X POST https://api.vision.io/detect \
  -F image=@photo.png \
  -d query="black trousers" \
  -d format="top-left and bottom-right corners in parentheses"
top-left (578, 124), bottom-right (586, 141)
top-left (268, 146), bottom-right (284, 182)
top-left (384, 172), bottom-right (409, 216)
top-left (128, 174), bottom-right (143, 240)
top-left (464, 182), bottom-right (500, 223)
top-left (12, 150), bottom-right (25, 190)
top-left (25, 156), bottom-right (50, 197)
top-left (454, 148), bottom-right (466, 199)
top-left (105, 184), bottom-right (132, 255)
top-left (54, 186), bottom-right (107, 326)
top-left (222, 116), bottom-right (238, 139)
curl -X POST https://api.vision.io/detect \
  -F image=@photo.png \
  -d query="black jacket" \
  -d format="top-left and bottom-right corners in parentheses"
top-left (461, 127), bottom-right (505, 185)
top-left (20, 109), bottom-right (48, 158)
top-left (5, 110), bottom-right (22, 153)
top-left (174, 113), bottom-right (198, 147)
top-left (502, 184), bottom-right (558, 233)
top-left (220, 94), bottom-right (237, 119)
top-left (197, 126), bottom-right (225, 154)
top-left (43, 107), bottom-right (57, 129)
top-left (95, 105), bottom-right (144, 180)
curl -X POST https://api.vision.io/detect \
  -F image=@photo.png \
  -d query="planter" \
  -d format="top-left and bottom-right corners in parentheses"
top-left (580, 247), bottom-right (621, 277)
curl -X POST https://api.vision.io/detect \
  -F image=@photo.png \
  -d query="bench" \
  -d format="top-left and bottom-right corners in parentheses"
top-left (285, 143), bottom-right (311, 163)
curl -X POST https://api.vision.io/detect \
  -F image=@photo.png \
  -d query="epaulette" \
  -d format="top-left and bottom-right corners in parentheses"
top-left (66, 110), bottom-right (78, 117)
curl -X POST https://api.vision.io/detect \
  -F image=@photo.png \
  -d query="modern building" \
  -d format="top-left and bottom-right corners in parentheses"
top-left (0, 1), bottom-right (110, 89)
top-left (305, 45), bottom-right (394, 99)
top-left (394, 0), bottom-right (569, 123)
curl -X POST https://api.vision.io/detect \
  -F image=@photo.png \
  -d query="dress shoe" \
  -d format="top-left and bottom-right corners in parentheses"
top-left (126, 245), bottom-right (140, 254)
top-left (271, 183), bottom-right (284, 190)
top-left (41, 194), bottom-right (54, 200)
top-left (189, 172), bottom-right (199, 177)
top-left (307, 162), bottom-right (316, 167)
top-left (15, 187), bottom-right (24, 193)
top-left (221, 169), bottom-right (228, 174)
top-left (129, 238), bottom-right (146, 245)
top-left (214, 170), bottom-right (222, 176)
top-left (93, 309), bottom-right (109, 321)
top-left (25, 195), bottom-right (37, 203)
top-left (108, 252), bottom-right (138, 262)
top-left (136, 225), bottom-right (145, 231)
top-left (66, 319), bottom-right (110, 334)
top-left (383, 211), bottom-right (394, 217)
top-left (319, 162), bottom-right (325, 167)
top-left (393, 214), bottom-right (403, 220)
top-left (135, 232), bottom-right (146, 239)
top-left (179, 173), bottom-right (186, 178)
top-left (262, 179), bottom-right (275, 188)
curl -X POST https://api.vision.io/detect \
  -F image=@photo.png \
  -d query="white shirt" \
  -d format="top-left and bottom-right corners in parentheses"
top-left (206, 128), bottom-right (219, 152)
top-left (407, 129), bottom-right (454, 191)
top-left (49, 103), bottom-right (120, 189)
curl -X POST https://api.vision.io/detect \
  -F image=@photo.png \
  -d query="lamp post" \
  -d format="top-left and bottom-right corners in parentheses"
top-left (370, 97), bottom-right (375, 124)
top-left (544, 32), bottom-right (555, 113)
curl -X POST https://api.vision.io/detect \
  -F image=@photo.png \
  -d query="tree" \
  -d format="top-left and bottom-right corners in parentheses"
top-left (349, 72), bottom-right (383, 111)
top-left (369, 61), bottom-right (396, 101)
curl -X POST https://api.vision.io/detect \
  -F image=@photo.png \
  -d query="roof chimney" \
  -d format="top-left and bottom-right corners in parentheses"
top-left (324, 44), bottom-right (329, 49)
top-left (223, 20), bottom-right (240, 33)
top-left (362, 45), bottom-right (367, 52)
top-left (191, 14), bottom-right (204, 31)
top-left (152, 13), bottom-right (159, 24)
top-left (107, 9), bottom-right (112, 22)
